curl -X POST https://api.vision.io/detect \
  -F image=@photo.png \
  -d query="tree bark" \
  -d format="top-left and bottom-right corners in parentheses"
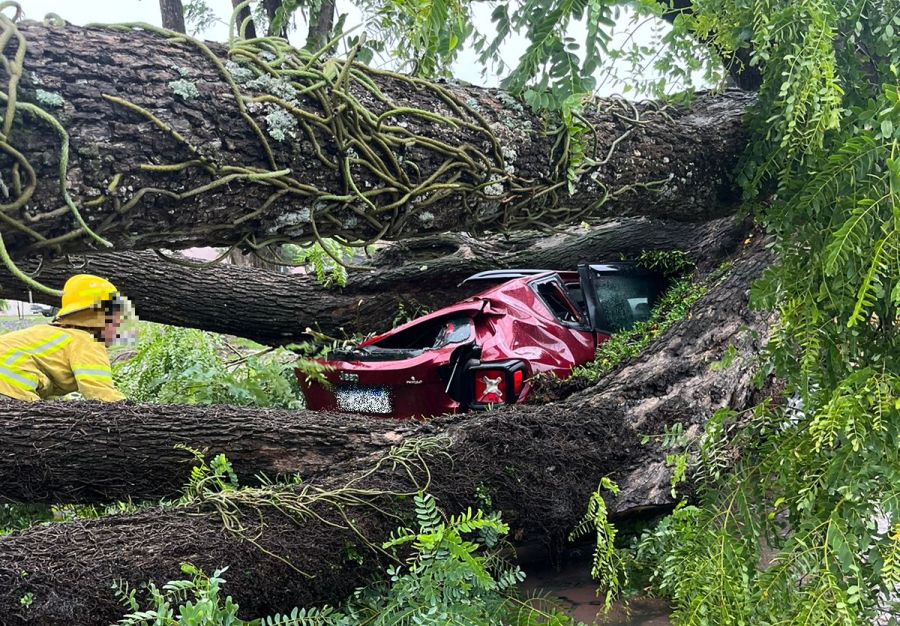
top-left (0, 400), bottom-right (413, 504)
top-left (0, 219), bottom-right (748, 506)
top-left (0, 239), bottom-right (771, 625)
top-left (157, 0), bottom-right (186, 34)
top-left (2, 22), bottom-right (750, 262)
top-left (0, 216), bottom-right (747, 344)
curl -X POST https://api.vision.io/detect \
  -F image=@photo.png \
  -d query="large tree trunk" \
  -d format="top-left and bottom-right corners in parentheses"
top-left (2, 21), bottom-right (750, 262)
top-left (0, 217), bottom-right (748, 506)
top-left (0, 239), bottom-right (771, 625)
top-left (0, 216), bottom-right (747, 343)
top-left (0, 400), bottom-right (412, 504)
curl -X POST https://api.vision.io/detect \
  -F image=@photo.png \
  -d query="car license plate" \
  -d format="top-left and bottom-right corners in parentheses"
top-left (336, 386), bottom-right (392, 414)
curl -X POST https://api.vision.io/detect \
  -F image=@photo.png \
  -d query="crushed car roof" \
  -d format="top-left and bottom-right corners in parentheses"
top-left (461, 262), bottom-right (647, 286)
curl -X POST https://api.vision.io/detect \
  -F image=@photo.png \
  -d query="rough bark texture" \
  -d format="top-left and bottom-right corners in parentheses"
top-left (0, 401), bottom-right (411, 504)
top-left (0, 216), bottom-right (747, 344)
top-left (3, 22), bottom-right (750, 261)
top-left (0, 239), bottom-right (771, 625)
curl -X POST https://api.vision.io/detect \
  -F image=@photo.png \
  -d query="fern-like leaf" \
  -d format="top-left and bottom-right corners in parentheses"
top-left (849, 233), bottom-right (892, 326)
top-left (824, 202), bottom-right (874, 276)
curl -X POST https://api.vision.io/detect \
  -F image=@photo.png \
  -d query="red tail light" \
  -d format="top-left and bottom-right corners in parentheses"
top-left (512, 369), bottom-right (524, 395)
top-left (474, 369), bottom-right (506, 404)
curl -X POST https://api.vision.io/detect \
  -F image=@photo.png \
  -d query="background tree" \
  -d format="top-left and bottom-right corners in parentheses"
top-left (157, 0), bottom-right (186, 33)
top-left (304, 0), bottom-right (335, 51)
top-left (229, 0), bottom-right (257, 39)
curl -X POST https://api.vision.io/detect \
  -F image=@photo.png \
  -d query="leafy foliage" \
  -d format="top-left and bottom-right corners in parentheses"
top-left (0, 504), bottom-right (54, 535)
top-left (635, 249), bottom-right (694, 277)
top-left (114, 324), bottom-right (304, 408)
top-left (623, 0), bottom-right (900, 622)
top-left (283, 240), bottom-right (356, 287)
top-left (356, 0), bottom-right (474, 77)
top-left (347, 492), bottom-right (531, 625)
top-left (113, 563), bottom-right (246, 626)
top-left (472, 0), bottom-right (720, 108)
top-left (176, 446), bottom-right (240, 503)
top-left (569, 478), bottom-right (627, 612)
top-left (183, 0), bottom-right (222, 36)
top-left (113, 494), bottom-right (580, 625)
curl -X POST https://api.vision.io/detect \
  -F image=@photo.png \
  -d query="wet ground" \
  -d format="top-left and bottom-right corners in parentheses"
top-left (520, 548), bottom-right (671, 626)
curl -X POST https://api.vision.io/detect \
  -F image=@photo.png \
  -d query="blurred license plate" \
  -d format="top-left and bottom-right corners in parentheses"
top-left (336, 386), bottom-right (392, 414)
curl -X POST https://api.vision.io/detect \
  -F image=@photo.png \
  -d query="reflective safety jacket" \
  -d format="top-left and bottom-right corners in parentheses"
top-left (0, 324), bottom-right (124, 402)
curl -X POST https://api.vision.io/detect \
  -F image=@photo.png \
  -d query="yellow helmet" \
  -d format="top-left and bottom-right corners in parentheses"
top-left (55, 274), bottom-right (120, 320)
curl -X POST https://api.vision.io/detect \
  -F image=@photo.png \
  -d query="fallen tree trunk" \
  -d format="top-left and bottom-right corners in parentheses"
top-left (0, 238), bottom-right (771, 625)
top-left (0, 216), bottom-right (747, 343)
top-left (0, 401), bottom-right (415, 504)
top-left (0, 218), bottom-right (747, 506)
top-left (1, 20), bottom-right (750, 263)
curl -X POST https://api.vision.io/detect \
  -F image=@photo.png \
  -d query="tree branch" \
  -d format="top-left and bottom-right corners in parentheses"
top-left (0, 217), bottom-right (748, 343)
top-left (2, 22), bottom-right (751, 263)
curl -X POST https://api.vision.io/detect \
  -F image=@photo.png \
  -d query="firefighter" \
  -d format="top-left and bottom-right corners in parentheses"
top-left (0, 274), bottom-right (131, 402)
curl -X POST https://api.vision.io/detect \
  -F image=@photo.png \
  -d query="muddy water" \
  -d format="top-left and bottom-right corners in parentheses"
top-left (520, 549), bottom-right (671, 626)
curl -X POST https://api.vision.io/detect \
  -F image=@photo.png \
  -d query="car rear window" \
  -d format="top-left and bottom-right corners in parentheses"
top-left (433, 317), bottom-right (472, 347)
top-left (373, 315), bottom-right (473, 350)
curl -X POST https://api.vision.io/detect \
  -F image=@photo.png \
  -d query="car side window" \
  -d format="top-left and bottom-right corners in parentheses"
top-left (592, 275), bottom-right (665, 333)
top-left (535, 280), bottom-right (585, 325)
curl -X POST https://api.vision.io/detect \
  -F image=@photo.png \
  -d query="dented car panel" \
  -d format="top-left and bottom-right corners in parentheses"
top-left (301, 340), bottom-right (467, 417)
top-left (298, 264), bottom-right (665, 418)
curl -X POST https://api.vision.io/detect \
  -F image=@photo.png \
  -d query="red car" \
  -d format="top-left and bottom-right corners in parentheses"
top-left (297, 263), bottom-right (667, 418)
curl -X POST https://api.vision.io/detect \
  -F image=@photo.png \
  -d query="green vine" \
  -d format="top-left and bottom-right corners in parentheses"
top-left (0, 2), bottom-right (112, 296)
top-left (0, 3), bottom-right (667, 291)
top-left (179, 436), bottom-right (452, 576)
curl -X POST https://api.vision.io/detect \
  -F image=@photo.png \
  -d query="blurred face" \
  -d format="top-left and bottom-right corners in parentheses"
top-left (100, 311), bottom-right (121, 347)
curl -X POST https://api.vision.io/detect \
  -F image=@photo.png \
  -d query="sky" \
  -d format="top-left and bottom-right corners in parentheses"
top-left (19, 0), bottom-right (692, 93)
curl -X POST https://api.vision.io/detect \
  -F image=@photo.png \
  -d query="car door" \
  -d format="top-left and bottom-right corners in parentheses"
top-left (578, 263), bottom-right (668, 338)
top-left (516, 275), bottom-right (597, 372)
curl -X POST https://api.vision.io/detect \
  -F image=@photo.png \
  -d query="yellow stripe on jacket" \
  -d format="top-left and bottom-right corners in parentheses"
top-left (0, 325), bottom-right (124, 402)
